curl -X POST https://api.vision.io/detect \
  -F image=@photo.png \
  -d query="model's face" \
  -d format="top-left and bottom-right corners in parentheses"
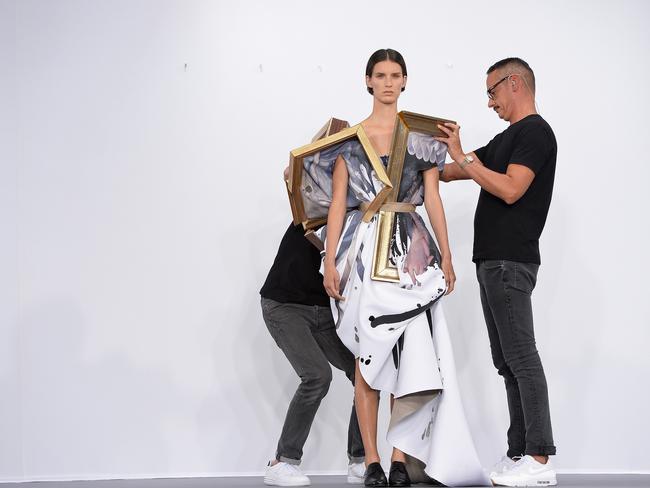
top-left (366, 60), bottom-right (406, 103)
top-left (486, 69), bottom-right (513, 121)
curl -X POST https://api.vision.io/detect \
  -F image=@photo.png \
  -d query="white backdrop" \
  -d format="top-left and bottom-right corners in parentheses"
top-left (1, 0), bottom-right (649, 482)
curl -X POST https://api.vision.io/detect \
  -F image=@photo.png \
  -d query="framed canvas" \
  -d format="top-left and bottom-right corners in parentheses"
top-left (285, 118), bottom-right (350, 226)
top-left (287, 123), bottom-right (393, 232)
top-left (371, 111), bottom-right (456, 283)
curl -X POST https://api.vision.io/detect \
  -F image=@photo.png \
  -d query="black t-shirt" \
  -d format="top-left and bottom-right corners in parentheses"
top-left (260, 223), bottom-right (329, 306)
top-left (473, 114), bottom-right (557, 264)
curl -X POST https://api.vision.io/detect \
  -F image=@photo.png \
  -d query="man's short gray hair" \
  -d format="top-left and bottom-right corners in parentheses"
top-left (487, 57), bottom-right (536, 94)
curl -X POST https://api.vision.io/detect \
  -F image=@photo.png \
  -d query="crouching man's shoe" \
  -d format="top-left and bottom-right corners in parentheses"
top-left (347, 461), bottom-right (365, 484)
top-left (264, 460), bottom-right (311, 486)
top-left (490, 455), bottom-right (557, 487)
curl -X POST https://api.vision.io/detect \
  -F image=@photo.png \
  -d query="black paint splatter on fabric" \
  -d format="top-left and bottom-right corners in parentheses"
top-left (369, 291), bottom-right (444, 328)
top-left (360, 355), bottom-right (372, 366)
top-left (392, 333), bottom-right (405, 369)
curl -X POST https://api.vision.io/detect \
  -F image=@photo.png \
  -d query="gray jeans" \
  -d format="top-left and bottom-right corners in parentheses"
top-left (261, 297), bottom-right (364, 465)
top-left (476, 260), bottom-right (556, 457)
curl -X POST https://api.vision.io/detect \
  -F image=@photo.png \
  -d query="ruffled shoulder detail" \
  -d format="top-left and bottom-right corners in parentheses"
top-left (407, 132), bottom-right (447, 171)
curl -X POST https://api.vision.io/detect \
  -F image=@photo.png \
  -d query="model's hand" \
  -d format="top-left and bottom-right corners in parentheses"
top-left (441, 256), bottom-right (456, 295)
top-left (434, 123), bottom-right (464, 163)
top-left (323, 261), bottom-right (345, 301)
top-left (403, 232), bottom-right (432, 286)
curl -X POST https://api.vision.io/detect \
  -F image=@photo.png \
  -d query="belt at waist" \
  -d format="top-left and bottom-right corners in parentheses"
top-left (359, 201), bottom-right (416, 217)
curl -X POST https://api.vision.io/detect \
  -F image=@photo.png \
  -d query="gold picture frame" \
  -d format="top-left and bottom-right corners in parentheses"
top-left (285, 118), bottom-right (350, 229)
top-left (371, 111), bottom-right (456, 283)
top-left (287, 122), bottom-right (393, 232)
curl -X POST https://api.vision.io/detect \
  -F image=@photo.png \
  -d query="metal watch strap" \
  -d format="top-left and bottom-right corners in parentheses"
top-left (459, 154), bottom-right (474, 169)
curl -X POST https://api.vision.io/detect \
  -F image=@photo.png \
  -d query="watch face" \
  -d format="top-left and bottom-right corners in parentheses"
top-left (460, 155), bottom-right (473, 169)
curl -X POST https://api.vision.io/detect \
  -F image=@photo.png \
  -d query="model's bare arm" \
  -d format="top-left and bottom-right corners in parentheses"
top-left (423, 167), bottom-right (456, 295)
top-left (323, 155), bottom-right (348, 301)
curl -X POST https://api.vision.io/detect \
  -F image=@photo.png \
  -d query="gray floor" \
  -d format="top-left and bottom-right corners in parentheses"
top-left (1, 475), bottom-right (649, 488)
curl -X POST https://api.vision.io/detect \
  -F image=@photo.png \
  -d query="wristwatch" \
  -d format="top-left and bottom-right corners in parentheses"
top-left (459, 154), bottom-right (474, 169)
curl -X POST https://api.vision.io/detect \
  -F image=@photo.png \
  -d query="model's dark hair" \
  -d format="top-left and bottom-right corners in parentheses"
top-left (487, 57), bottom-right (536, 94)
top-left (365, 48), bottom-right (407, 94)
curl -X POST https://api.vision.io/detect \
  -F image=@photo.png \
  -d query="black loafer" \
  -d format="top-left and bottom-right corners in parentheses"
top-left (364, 462), bottom-right (388, 487)
top-left (389, 461), bottom-right (411, 487)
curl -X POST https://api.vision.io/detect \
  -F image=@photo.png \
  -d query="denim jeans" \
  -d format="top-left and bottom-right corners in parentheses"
top-left (261, 297), bottom-right (364, 465)
top-left (476, 260), bottom-right (556, 457)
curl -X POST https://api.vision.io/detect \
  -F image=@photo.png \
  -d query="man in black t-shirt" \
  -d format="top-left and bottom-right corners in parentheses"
top-left (259, 222), bottom-right (365, 486)
top-left (436, 58), bottom-right (557, 487)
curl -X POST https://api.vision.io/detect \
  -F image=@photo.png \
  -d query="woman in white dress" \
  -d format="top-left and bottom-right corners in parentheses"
top-left (318, 49), bottom-right (489, 487)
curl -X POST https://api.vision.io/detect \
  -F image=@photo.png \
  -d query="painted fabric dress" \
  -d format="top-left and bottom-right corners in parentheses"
top-left (304, 133), bottom-right (489, 486)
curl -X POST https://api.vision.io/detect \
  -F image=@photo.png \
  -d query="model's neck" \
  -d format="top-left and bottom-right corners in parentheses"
top-left (366, 100), bottom-right (398, 126)
top-left (509, 101), bottom-right (537, 125)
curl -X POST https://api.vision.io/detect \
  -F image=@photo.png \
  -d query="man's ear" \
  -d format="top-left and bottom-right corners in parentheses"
top-left (511, 75), bottom-right (520, 92)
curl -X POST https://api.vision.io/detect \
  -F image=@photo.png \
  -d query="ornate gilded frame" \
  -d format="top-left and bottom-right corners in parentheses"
top-left (285, 118), bottom-right (349, 228)
top-left (287, 123), bottom-right (393, 232)
top-left (371, 111), bottom-right (456, 283)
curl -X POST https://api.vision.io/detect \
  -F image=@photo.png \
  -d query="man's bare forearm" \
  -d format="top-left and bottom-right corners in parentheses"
top-left (440, 161), bottom-right (472, 182)
top-left (460, 156), bottom-right (534, 205)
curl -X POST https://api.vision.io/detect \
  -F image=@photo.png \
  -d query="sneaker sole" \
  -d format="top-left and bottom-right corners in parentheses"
top-left (347, 474), bottom-right (364, 484)
top-left (491, 474), bottom-right (557, 487)
top-left (264, 475), bottom-right (311, 487)
top-left (494, 482), bottom-right (557, 487)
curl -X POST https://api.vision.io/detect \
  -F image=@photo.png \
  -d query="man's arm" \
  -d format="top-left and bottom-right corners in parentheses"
top-left (435, 123), bottom-right (534, 205)
top-left (457, 157), bottom-right (534, 205)
top-left (440, 159), bottom-right (472, 182)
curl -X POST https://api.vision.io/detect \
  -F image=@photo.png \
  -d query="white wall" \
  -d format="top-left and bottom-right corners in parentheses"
top-left (2, 0), bottom-right (649, 481)
top-left (0, 0), bottom-right (23, 480)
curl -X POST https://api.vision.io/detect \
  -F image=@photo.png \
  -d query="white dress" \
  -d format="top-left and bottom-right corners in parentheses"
top-left (307, 134), bottom-right (489, 486)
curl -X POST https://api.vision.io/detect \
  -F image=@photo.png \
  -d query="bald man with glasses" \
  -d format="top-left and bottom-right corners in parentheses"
top-left (435, 57), bottom-right (558, 487)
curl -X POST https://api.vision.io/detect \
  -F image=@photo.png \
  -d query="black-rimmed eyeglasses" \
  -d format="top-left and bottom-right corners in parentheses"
top-left (487, 75), bottom-right (512, 100)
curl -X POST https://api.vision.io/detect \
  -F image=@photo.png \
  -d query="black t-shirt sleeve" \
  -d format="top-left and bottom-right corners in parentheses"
top-left (509, 125), bottom-right (552, 174)
top-left (473, 145), bottom-right (487, 162)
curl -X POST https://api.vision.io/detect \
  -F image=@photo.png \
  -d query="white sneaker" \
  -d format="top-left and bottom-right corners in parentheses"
top-left (491, 455), bottom-right (557, 487)
top-left (347, 461), bottom-right (365, 484)
top-left (489, 455), bottom-right (520, 478)
top-left (264, 461), bottom-right (311, 486)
